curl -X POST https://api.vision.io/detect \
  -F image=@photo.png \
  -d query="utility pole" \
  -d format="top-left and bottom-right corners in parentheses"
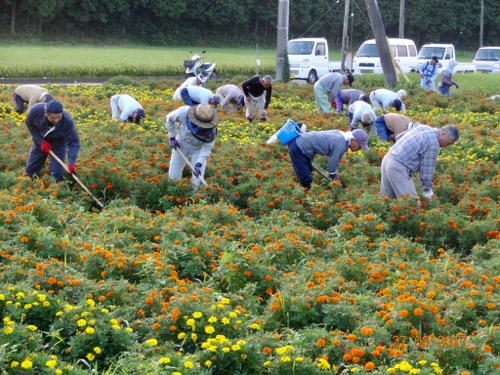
top-left (479, 0), bottom-right (484, 47)
top-left (341, 0), bottom-right (350, 71)
top-left (276, 0), bottom-right (289, 81)
top-left (399, 0), bottom-right (405, 38)
top-left (364, 0), bottom-right (397, 87)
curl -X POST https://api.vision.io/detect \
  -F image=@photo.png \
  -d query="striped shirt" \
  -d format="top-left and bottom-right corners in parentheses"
top-left (389, 125), bottom-right (440, 190)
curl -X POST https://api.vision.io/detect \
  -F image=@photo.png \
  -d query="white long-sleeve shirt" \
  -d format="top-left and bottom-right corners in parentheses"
top-left (369, 89), bottom-right (406, 112)
top-left (110, 94), bottom-right (143, 122)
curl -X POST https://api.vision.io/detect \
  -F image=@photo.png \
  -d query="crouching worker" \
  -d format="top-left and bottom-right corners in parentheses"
top-left (110, 94), bottom-right (145, 124)
top-left (166, 104), bottom-right (219, 187)
top-left (375, 113), bottom-right (416, 142)
top-left (287, 128), bottom-right (369, 189)
top-left (25, 100), bottom-right (80, 182)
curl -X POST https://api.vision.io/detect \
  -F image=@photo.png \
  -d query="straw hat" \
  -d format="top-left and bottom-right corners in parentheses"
top-left (187, 104), bottom-right (219, 128)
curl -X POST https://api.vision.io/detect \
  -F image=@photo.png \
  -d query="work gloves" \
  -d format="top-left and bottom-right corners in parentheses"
top-left (194, 162), bottom-right (202, 178)
top-left (68, 164), bottom-right (76, 175)
top-left (329, 172), bottom-right (346, 189)
top-left (455, 84), bottom-right (459, 89)
top-left (169, 137), bottom-right (179, 149)
top-left (40, 140), bottom-right (52, 153)
top-left (423, 189), bottom-right (434, 199)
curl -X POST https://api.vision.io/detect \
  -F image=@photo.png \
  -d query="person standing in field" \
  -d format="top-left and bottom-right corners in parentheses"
top-left (241, 75), bottom-right (273, 123)
top-left (438, 60), bottom-right (459, 97)
top-left (13, 84), bottom-right (53, 114)
top-left (215, 84), bottom-right (245, 113)
top-left (334, 89), bottom-right (370, 114)
top-left (374, 113), bottom-right (416, 142)
top-left (419, 56), bottom-right (439, 91)
top-left (314, 72), bottom-right (354, 114)
top-left (166, 104), bottom-right (219, 187)
top-left (173, 74), bottom-right (207, 100)
top-left (110, 94), bottom-right (145, 124)
top-left (379, 124), bottom-right (460, 199)
top-left (25, 100), bottom-right (80, 182)
top-left (369, 88), bottom-right (407, 112)
top-left (287, 128), bottom-right (369, 189)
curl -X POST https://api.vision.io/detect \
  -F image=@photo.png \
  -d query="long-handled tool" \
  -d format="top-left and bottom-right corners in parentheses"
top-left (311, 163), bottom-right (345, 189)
top-left (49, 150), bottom-right (105, 208)
top-left (175, 148), bottom-right (208, 186)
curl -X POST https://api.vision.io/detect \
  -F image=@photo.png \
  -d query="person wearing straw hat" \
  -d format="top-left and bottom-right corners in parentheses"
top-left (13, 84), bottom-right (53, 114)
top-left (110, 94), bottom-right (145, 124)
top-left (287, 128), bottom-right (369, 189)
top-left (166, 104), bottom-right (219, 187)
top-left (369, 88), bottom-right (407, 113)
top-left (173, 73), bottom-right (207, 100)
top-left (25, 100), bottom-right (80, 182)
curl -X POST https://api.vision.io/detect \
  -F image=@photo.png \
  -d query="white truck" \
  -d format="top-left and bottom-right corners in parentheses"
top-left (287, 37), bottom-right (341, 84)
top-left (417, 43), bottom-right (475, 73)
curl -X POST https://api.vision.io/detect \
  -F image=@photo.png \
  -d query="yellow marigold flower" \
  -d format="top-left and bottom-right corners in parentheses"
top-left (81, 312), bottom-right (89, 318)
top-left (409, 370), bottom-right (421, 374)
top-left (229, 312), bottom-right (237, 318)
top-left (4, 326), bottom-right (14, 335)
top-left (126, 327), bottom-right (133, 333)
top-left (94, 347), bottom-right (101, 354)
top-left (231, 344), bottom-right (241, 351)
top-left (24, 303), bottom-right (33, 310)
top-left (101, 308), bottom-right (109, 313)
top-left (86, 353), bottom-right (95, 361)
top-left (184, 361), bottom-right (194, 369)
top-left (418, 360), bottom-right (427, 365)
top-left (250, 323), bottom-right (260, 330)
top-left (192, 311), bottom-right (203, 319)
top-left (186, 318), bottom-right (195, 328)
top-left (0, 294), bottom-right (4, 301)
top-left (281, 355), bottom-right (291, 362)
top-left (221, 317), bottom-right (230, 325)
top-left (27, 325), bottom-right (37, 331)
top-left (222, 347), bottom-right (230, 353)
top-left (56, 370), bottom-right (63, 375)
top-left (87, 299), bottom-right (96, 307)
top-left (159, 357), bottom-right (171, 364)
top-left (208, 316), bottom-right (217, 323)
top-left (109, 318), bottom-right (118, 325)
top-left (37, 294), bottom-right (47, 302)
top-left (46, 359), bottom-right (57, 368)
top-left (191, 333), bottom-right (197, 342)
top-left (295, 357), bottom-right (304, 362)
top-left (220, 297), bottom-right (230, 304)
top-left (205, 325), bottom-right (215, 334)
top-left (178, 332), bottom-right (186, 339)
top-left (77, 319), bottom-right (87, 327)
top-left (11, 361), bottom-right (19, 367)
top-left (146, 338), bottom-right (158, 347)
top-left (317, 358), bottom-right (330, 370)
top-left (209, 345), bottom-right (217, 352)
top-left (172, 372), bottom-right (183, 375)
top-left (263, 361), bottom-right (271, 366)
top-left (21, 360), bottom-right (33, 369)
top-left (85, 327), bottom-right (95, 334)
top-left (43, 301), bottom-right (50, 307)
top-left (205, 360), bottom-right (212, 367)
top-left (56, 311), bottom-right (63, 317)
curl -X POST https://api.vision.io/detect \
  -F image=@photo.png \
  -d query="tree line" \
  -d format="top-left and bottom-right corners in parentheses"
top-left (1, 0), bottom-right (498, 50)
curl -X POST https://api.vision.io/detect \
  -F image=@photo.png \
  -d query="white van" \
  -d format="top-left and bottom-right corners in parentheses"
top-left (352, 38), bottom-right (418, 74)
top-left (418, 43), bottom-right (455, 72)
top-left (473, 46), bottom-right (500, 74)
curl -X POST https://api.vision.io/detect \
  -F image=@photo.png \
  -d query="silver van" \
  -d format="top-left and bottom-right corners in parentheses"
top-left (473, 47), bottom-right (500, 74)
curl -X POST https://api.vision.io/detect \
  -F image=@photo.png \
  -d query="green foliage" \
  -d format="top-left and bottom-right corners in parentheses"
top-left (281, 48), bottom-right (291, 83)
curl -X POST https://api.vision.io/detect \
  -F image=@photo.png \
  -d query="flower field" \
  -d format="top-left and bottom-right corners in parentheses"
top-left (0, 76), bottom-right (499, 374)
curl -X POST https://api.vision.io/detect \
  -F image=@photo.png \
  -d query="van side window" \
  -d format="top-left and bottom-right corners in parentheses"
top-left (409, 45), bottom-right (417, 57)
top-left (445, 47), bottom-right (453, 59)
top-left (397, 45), bottom-right (408, 57)
top-left (316, 43), bottom-right (326, 56)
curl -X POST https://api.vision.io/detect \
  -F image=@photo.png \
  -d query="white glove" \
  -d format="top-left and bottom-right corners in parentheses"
top-left (423, 189), bottom-right (434, 199)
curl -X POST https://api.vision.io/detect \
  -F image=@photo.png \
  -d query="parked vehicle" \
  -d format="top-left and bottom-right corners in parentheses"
top-left (418, 43), bottom-right (475, 73)
top-left (473, 46), bottom-right (500, 74)
top-left (287, 37), bottom-right (341, 84)
top-left (352, 38), bottom-right (418, 75)
top-left (184, 50), bottom-right (217, 79)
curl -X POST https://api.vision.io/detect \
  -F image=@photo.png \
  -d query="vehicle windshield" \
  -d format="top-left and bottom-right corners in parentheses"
top-left (419, 47), bottom-right (445, 59)
top-left (287, 41), bottom-right (315, 55)
top-left (474, 48), bottom-right (500, 61)
top-left (356, 44), bottom-right (379, 57)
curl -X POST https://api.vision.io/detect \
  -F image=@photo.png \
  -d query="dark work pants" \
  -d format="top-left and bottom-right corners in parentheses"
top-left (288, 138), bottom-right (313, 189)
top-left (26, 142), bottom-right (67, 182)
top-left (375, 116), bottom-right (392, 141)
top-left (12, 92), bottom-right (26, 114)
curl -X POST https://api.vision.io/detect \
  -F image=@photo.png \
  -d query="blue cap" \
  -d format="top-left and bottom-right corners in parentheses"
top-left (45, 100), bottom-right (63, 113)
top-left (393, 99), bottom-right (402, 111)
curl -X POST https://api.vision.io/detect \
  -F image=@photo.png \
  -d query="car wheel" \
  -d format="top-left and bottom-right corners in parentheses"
top-left (307, 70), bottom-right (318, 84)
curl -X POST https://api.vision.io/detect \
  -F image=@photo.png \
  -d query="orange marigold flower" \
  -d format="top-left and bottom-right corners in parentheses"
top-left (317, 338), bottom-right (327, 347)
top-left (262, 347), bottom-right (272, 355)
top-left (413, 307), bottom-right (424, 316)
top-left (399, 310), bottom-right (409, 318)
top-left (365, 362), bottom-right (375, 371)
